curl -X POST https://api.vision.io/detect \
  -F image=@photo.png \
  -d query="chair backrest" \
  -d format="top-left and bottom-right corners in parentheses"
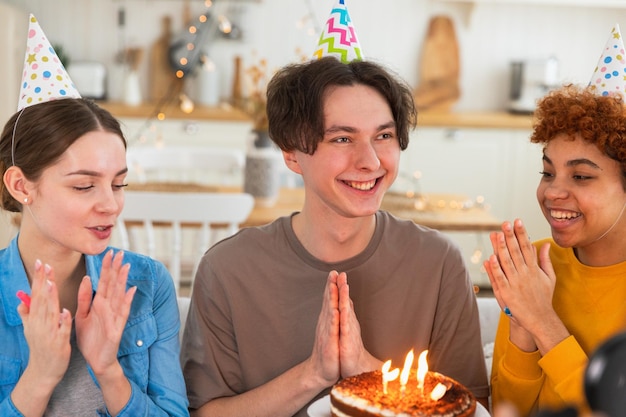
top-left (126, 146), bottom-right (245, 185)
top-left (116, 191), bottom-right (254, 293)
top-left (177, 296), bottom-right (191, 344)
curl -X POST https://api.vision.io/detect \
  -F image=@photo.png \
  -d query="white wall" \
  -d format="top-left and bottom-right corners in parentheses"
top-left (1, 0), bottom-right (624, 251)
top-left (3, 0), bottom-right (626, 112)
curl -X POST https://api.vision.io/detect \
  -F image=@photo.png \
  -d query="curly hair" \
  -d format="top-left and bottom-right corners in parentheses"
top-left (531, 84), bottom-right (626, 187)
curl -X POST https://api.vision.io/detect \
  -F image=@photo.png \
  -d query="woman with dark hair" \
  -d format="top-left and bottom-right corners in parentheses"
top-left (486, 84), bottom-right (626, 415)
top-left (0, 98), bottom-right (189, 416)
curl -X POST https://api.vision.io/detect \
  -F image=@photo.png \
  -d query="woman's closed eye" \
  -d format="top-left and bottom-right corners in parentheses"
top-left (73, 185), bottom-right (95, 191)
top-left (73, 183), bottom-right (128, 191)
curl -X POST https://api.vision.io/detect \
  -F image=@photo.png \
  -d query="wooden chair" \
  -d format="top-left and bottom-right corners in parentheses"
top-left (126, 145), bottom-right (245, 185)
top-left (115, 191), bottom-right (254, 293)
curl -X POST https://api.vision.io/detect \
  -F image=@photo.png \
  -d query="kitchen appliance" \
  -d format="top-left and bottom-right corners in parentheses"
top-left (68, 61), bottom-right (107, 100)
top-left (508, 57), bottom-right (559, 114)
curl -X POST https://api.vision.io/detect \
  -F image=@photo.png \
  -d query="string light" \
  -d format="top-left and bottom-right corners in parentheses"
top-left (128, 0), bottom-right (321, 146)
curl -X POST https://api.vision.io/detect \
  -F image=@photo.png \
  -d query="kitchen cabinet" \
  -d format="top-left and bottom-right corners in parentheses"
top-left (99, 101), bottom-right (253, 150)
top-left (399, 126), bottom-right (549, 286)
top-left (117, 116), bottom-right (253, 151)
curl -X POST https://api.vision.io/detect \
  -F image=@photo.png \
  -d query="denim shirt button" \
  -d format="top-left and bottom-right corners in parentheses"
top-left (136, 339), bottom-right (144, 347)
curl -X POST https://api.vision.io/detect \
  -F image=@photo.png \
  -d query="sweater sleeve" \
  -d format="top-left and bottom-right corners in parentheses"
top-left (491, 313), bottom-right (544, 416)
top-left (538, 335), bottom-right (588, 409)
top-left (491, 315), bottom-right (590, 415)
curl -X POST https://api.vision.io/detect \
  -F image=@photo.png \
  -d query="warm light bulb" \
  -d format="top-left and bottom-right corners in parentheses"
top-left (218, 15), bottom-right (232, 34)
top-left (179, 94), bottom-right (195, 114)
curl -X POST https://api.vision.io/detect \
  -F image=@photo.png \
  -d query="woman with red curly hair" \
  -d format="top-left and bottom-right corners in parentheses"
top-left (485, 84), bottom-right (626, 416)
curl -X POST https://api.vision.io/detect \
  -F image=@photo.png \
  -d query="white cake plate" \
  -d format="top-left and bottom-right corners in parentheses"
top-left (307, 395), bottom-right (491, 417)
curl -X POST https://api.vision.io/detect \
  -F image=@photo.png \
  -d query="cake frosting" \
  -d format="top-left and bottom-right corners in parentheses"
top-left (330, 370), bottom-right (476, 417)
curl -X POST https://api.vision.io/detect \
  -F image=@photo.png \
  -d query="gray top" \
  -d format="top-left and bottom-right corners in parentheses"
top-left (45, 325), bottom-right (105, 416)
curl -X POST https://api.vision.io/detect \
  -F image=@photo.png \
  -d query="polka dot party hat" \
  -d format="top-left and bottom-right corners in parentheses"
top-left (312, 0), bottom-right (363, 63)
top-left (17, 14), bottom-right (81, 111)
top-left (589, 24), bottom-right (626, 97)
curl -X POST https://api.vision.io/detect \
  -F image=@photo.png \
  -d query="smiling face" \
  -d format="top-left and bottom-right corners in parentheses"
top-left (537, 133), bottom-right (626, 252)
top-left (21, 130), bottom-right (127, 256)
top-left (284, 84), bottom-right (400, 220)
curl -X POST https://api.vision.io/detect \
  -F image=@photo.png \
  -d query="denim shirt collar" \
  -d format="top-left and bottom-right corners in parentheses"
top-left (0, 235), bottom-right (104, 327)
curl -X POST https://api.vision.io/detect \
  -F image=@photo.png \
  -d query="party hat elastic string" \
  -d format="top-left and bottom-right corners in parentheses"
top-left (10, 109), bottom-right (26, 167)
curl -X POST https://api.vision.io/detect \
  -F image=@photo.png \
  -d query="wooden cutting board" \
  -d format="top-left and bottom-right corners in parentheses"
top-left (149, 16), bottom-right (184, 103)
top-left (414, 15), bottom-right (460, 111)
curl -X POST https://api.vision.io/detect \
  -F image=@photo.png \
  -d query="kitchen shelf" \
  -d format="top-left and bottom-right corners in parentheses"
top-left (99, 100), bottom-right (533, 130)
top-left (97, 101), bottom-right (251, 122)
top-left (418, 111), bottom-right (533, 130)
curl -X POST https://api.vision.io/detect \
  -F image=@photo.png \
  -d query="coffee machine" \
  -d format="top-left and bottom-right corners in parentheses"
top-left (508, 57), bottom-right (559, 114)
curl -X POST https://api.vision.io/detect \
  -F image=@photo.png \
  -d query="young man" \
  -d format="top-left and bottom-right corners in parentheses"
top-left (181, 56), bottom-right (489, 417)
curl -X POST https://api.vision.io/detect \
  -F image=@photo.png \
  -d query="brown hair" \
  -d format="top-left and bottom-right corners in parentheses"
top-left (266, 56), bottom-right (417, 154)
top-left (531, 84), bottom-right (626, 187)
top-left (0, 98), bottom-right (126, 212)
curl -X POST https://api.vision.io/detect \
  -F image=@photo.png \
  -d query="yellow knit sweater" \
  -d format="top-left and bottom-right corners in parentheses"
top-left (490, 238), bottom-right (626, 416)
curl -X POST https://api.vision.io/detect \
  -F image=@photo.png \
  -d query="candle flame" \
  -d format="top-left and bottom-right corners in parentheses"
top-left (381, 360), bottom-right (399, 395)
top-left (430, 382), bottom-right (447, 401)
top-left (400, 349), bottom-right (414, 389)
top-left (417, 350), bottom-right (428, 391)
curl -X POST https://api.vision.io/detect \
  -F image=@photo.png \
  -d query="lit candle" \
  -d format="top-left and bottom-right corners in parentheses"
top-left (400, 349), bottom-right (414, 396)
top-left (417, 350), bottom-right (429, 395)
top-left (381, 360), bottom-right (399, 395)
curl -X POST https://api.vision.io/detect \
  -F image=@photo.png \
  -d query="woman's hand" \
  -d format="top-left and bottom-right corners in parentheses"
top-left (484, 219), bottom-right (568, 354)
top-left (75, 250), bottom-right (136, 376)
top-left (11, 260), bottom-right (72, 416)
top-left (18, 259), bottom-right (72, 386)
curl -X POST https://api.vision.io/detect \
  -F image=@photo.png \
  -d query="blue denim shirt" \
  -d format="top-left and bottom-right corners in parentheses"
top-left (0, 237), bottom-right (189, 416)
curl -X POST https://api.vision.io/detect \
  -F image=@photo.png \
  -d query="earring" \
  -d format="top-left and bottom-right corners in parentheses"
top-left (23, 198), bottom-right (28, 203)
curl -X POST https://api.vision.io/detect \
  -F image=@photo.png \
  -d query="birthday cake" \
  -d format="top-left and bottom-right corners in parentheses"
top-left (330, 370), bottom-right (476, 417)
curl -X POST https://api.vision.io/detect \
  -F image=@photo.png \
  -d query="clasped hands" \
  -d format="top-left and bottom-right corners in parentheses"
top-left (17, 250), bottom-right (136, 386)
top-left (309, 270), bottom-right (380, 389)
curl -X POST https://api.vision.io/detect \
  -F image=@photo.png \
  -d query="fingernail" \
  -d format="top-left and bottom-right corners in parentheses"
top-left (35, 259), bottom-right (42, 271)
top-left (44, 263), bottom-right (51, 274)
top-left (59, 308), bottom-right (71, 325)
top-left (16, 290), bottom-right (31, 307)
